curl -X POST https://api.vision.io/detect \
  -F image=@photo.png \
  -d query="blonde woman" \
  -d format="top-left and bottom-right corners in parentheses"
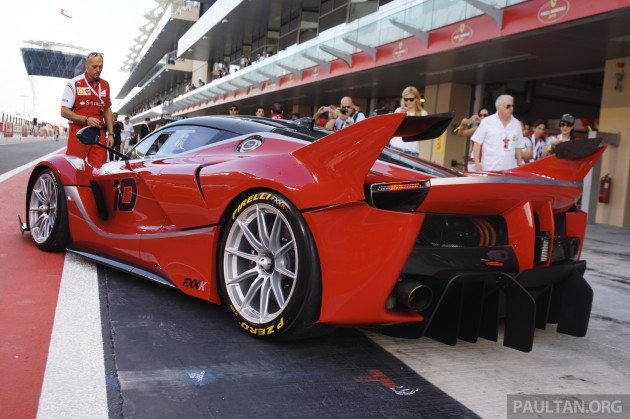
top-left (395, 86), bottom-right (427, 116)
top-left (389, 86), bottom-right (427, 156)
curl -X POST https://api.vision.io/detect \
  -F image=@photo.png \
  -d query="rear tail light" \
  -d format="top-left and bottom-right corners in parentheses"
top-left (372, 181), bottom-right (424, 192)
top-left (367, 181), bottom-right (429, 212)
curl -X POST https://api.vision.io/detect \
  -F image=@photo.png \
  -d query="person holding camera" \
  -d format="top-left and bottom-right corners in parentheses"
top-left (313, 105), bottom-right (336, 127)
top-left (328, 96), bottom-right (365, 130)
top-left (454, 107), bottom-right (489, 171)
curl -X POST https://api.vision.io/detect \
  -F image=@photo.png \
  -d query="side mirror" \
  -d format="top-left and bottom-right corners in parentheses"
top-left (76, 126), bottom-right (102, 145)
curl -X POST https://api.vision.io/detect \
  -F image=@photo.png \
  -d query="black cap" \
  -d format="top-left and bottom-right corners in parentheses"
top-left (560, 114), bottom-right (575, 125)
top-left (76, 126), bottom-right (101, 145)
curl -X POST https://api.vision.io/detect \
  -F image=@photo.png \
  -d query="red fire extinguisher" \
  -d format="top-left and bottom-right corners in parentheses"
top-left (599, 174), bottom-right (612, 204)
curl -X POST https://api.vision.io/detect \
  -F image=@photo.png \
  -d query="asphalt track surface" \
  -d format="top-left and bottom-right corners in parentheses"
top-left (0, 136), bottom-right (68, 175)
top-left (1, 139), bottom-right (629, 418)
top-left (100, 267), bottom-right (475, 418)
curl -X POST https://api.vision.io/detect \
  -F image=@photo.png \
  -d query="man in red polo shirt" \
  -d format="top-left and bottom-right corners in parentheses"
top-left (60, 52), bottom-right (114, 167)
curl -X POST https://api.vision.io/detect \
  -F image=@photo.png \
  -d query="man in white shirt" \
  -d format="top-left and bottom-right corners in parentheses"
top-left (121, 116), bottom-right (135, 154)
top-left (471, 94), bottom-right (524, 171)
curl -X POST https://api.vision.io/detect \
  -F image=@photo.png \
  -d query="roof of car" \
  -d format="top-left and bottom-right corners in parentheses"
top-left (163, 115), bottom-right (329, 140)
top-left (140, 115), bottom-right (461, 178)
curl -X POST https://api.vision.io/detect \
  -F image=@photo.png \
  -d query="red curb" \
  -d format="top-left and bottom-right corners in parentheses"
top-left (0, 170), bottom-right (65, 419)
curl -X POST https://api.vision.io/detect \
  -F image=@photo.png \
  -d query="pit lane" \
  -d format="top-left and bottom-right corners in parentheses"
top-left (2, 148), bottom-right (630, 418)
top-left (98, 266), bottom-right (477, 418)
top-left (37, 226), bottom-right (630, 419)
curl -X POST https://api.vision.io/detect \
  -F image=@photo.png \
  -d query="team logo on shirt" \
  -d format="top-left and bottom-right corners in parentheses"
top-left (77, 88), bottom-right (91, 95)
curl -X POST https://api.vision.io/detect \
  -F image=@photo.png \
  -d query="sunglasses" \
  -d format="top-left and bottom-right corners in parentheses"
top-left (504, 104), bottom-right (514, 109)
top-left (340, 106), bottom-right (352, 110)
top-left (559, 122), bottom-right (573, 127)
top-left (403, 97), bottom-right (416, 102)
top-left (88, 52), bottom-right (104, 57)
top-left (229, 108), bottom-right (237, 111)
top-left (479, 113), bottom-right (488, 117)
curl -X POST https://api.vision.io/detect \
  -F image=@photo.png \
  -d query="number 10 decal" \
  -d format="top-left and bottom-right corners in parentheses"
top-left (113, 178), bottom-right (137, 211)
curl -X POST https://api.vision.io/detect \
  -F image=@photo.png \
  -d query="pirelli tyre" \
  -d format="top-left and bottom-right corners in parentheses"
top-left (26, 168), bottom-right (70, 252)
top-left (219, 190), bottom-right (326, 340)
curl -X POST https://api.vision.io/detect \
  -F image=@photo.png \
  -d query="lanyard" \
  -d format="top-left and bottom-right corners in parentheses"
top-left (82, 73), bottom-right (104, 106)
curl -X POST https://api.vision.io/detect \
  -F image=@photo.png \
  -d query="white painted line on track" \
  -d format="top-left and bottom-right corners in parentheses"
top-left (0, 147), bottom-right (66, 184)
top-left (37, 252), bottom-right (108, 419)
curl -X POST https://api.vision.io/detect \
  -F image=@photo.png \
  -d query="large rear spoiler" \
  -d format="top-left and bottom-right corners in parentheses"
top-left (395, 112), bottom-right (455, 142)
top-left (291, 112), bottom-right (454, 206)
top-left (508, 138), bottom-right (607, 183)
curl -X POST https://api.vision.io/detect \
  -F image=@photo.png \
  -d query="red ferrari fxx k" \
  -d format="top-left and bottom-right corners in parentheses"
top-left (22, 113), bottom-right (605, 351)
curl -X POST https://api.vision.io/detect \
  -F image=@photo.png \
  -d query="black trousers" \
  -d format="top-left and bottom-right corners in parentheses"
top-left (109, 137), bottom-right (122, 161)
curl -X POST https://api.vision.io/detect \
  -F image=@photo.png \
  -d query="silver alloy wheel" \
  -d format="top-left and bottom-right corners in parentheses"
top-left (29, 172), bottom-right (59, 244)
top-left (223, 202), bottom-right (298, 324)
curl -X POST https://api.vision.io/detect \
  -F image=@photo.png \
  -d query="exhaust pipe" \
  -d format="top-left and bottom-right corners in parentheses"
top-left (395, 279), bottom-right (433, 312)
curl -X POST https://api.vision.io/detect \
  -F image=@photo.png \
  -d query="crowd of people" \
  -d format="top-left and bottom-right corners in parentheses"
top-left (225, 102), bottom-right (300, 120)
top-left (61, 51), bottom-right (581, 171)
top-left (184, 50), bottom-right (274, 92)
top-left (128, 50), bottom-right (280, 117)
top-left (206, 86), bottom-right (581, 173)
top-left (453, 95), bottom-right (579, 171)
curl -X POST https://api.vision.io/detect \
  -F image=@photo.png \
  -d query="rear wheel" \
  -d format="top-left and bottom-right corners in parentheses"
top-left (219, 191), bottom-right (326, 340)
top-left (27, 168), bottom-right (70, 251)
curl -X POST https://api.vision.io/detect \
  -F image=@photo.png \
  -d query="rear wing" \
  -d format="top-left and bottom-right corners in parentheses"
top-left (396, 113), bottom-right (455, 142)
top-left (508, 138), bottom-right (607, 183)
top-left (292, 113), bottom-right (453, 205)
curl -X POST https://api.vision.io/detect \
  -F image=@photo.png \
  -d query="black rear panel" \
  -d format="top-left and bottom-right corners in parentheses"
top-left (418, 214), bottom-right (508, 247)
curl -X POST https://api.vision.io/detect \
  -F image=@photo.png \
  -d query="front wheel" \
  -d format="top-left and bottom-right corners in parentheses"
top-left (26, 168), bottom-right (70, 251)
top-left (219, 191), bottom-right (326, 340)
